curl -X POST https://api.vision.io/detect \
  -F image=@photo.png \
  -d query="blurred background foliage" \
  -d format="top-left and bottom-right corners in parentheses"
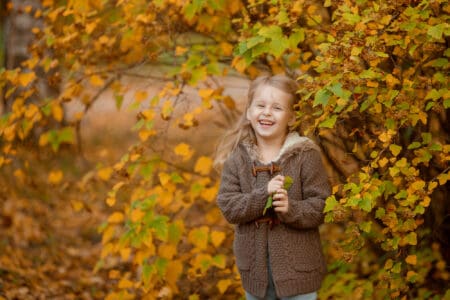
top-left (0, 0), bottom-right (449, 299)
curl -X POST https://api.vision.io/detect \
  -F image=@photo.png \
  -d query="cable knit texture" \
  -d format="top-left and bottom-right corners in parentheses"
top-left (217, 132), bottom-right (331, 298)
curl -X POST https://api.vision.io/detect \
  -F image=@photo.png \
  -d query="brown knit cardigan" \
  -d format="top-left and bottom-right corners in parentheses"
top-left (217, 132), bottom-right (331, 298)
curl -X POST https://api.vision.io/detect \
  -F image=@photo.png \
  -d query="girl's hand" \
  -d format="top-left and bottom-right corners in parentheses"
top-left (267, 175), bottom-right (285, 195)
top-left (272, 189), bottom-right (289, 213)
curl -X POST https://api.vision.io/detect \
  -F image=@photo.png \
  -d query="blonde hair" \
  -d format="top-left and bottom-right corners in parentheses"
top-left (214, 74), bottom-right (299, 168)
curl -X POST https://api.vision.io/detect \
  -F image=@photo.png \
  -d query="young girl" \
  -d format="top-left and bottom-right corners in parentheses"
top-left (215, 75), bottom-right (330, 300)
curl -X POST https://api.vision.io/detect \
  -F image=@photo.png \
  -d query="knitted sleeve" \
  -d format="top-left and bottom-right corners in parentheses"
top-left (217, 155), bottom-right (269, 225)
top-left (278, 148), bottom-right (330, 229)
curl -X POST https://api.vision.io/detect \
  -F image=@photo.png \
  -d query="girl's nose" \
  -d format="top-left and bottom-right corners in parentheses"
top-left (263, 106), bottom-right (272, 115)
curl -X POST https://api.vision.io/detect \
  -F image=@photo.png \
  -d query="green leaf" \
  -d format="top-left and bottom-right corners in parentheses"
top-left (359, 221), bottom-right (372, 233)
top-left (445, 98), bottom-right (450, 108)
top-left (263, 195), bottom-right (273, 216)
top-left (313, 89), bottom-right (332, 107)
top-left (427, 24), bottom-right (444, 40)
top-left (407, 142), bottom-right (421, 150)
top-left (269, 37), bottom-right (289, 58)
top-left (155, 257), bottom-right (168, 278)
top-left (277, 9), bottom-right (289, 25)
top-left (324, 195), bottom-right (338, 213)
top-left (360, 197), bottom-right (372, 212)
top-left (150, 215), bottom-right (169, 241)
top-left (375, 207), bottom-right (385, 219)
top-left (251, 43), bottom-right (270, 58)
top-left (258, 25), bottom-right (283, 39)
top-left (246, 35), bottom-right (266, 49)
top-left (328, 83), bottom-right (351, 100)
top-left (115, 94), bottom-right (124, 110)
top-left (288, 29), bottom-right (305, 48)
top-left (389, 144), bottom-right (402, 156)
top-left (421, 132), bottom-right (432, 144)
top-left (319, 115), bottom-right (337, 128)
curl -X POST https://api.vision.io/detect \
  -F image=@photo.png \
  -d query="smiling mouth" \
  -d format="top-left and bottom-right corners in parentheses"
top-left (258, 120), bottom-right (274, 126)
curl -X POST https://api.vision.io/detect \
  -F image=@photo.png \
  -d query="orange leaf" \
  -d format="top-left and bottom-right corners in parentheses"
top-left (158, 244), bottom-right (177, 260)
top-left (211, 230), bottom-right (225, 247)
top-left (48, 170), bottom-right (63, 184)
top-left (98, 167), bottom-right (113, 181)
top-left (89, 75), bottom-right (104, 87)
top-left (18, 72), bottom-right (36, 87)
top-left (108, 212), bottom-right (124, 223)
top-left (135, 90), bottom-right (148, 102)
top-left (194, 156), bottom-right (213, 175)
top-left (405, 255), bottom-right (417, 265)
top-left (174, 143), bottom-right (194, 161)
top-left (217, 279), bottom-right (232, 294)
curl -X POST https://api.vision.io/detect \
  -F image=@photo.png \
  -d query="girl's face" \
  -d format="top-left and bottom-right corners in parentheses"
top-left (246, 84), bottom-right (294, 144)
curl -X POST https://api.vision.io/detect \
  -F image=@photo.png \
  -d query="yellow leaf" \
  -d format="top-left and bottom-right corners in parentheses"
top-left (406, 270), bottom-right (417, 282)
top-left (138, 129), bottom-right (156, 142)
top-left (158, 244), bottom-right (177, 260)
top-left (159, 172), bottom-right (171, 186)
top-left (51, 102), bottom-right (64, 122)
top-left (367, 80), bottom-right (379, 88)
top-left (85, 21), bottom-right (97, 34)
top-left (89, 75), bottom-right (104, 87)
top-left (135, 90), bottom-right (148, 102)
top-left (378, 157), bottom-right (389, 168)
top-left (198, 89), bottom-right (214, 99)
top-left (166, 260), bottom-right (183, 292)
top-left (405, 255), bottom-right (417, 265)
top-left (161, 100), bottom-right (173, 119)
top-left (211, 230), bottom-right (225, 247)
top-left (141, 109), bottom-right (155, 120)
top-left (437, 173), bottom-right (448, 185)
top-left (108, 212), bottom-right (124, 223)
top-left (183, 113), bottom-right (195, 127)
top-left (98, 167), bottom-right (113, 181)
top-left (220, 42), bottom-right (233, 56)
top-left (410, 180), bottom-right (425, 191)
top-left (384, 259), bottom-right (393, 270)
top-left (217, 279), bottom-right (232, 294)
top-left (48, 170), bottom-right (63, 184)
top-left (18, 72), bottom-right (36, 87)
top-left (109, 269), bottom-right (121, 279)
top-left (131, 208), bottom-right (145, 223)
top-left (194, 156), bottom-right (213, 175)
top-left (389, 144), bottom-right (402, 156)
top-left (174, 143), bottom-right (194, 161)
top-left (175, 46), bottom-right (188, 56)
top-left (106, 197), bottom-right (116, 207)
top-left (385, 74), bottom-right (400, 88)
top-left (188, 226), bottom-right (209, 250)
top-left (143, 233), bottom-right (154, 250)
top-left (71, 200), bottom-right (84, 212)
top-left (421, 196), bottom-right (431, 207)
top-left (201, 186), bottom-right (218, 202)
top-left (120, 247), bottom-right (131, 261)
top-left (118, 278), bottom-right (134, 289)
top-left (428, 181), bottom-right (438, 192)
top-left (102, 226), bottom-right (115, 244)
top-left (101, 242), bottom-right (113, 258)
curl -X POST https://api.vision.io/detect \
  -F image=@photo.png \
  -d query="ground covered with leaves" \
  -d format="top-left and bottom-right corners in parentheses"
top-left (0, 144), bottom-right (121, 299)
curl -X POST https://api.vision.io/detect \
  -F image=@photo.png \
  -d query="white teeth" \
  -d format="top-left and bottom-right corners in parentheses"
top-left (259, 120), bottom-right (273, 125)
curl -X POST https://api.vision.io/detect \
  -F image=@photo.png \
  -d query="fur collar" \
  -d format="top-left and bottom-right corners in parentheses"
top-left (241, 132), bottom-right (319, 164)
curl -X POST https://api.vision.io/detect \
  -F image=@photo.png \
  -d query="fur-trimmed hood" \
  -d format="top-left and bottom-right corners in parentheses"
top-left (241, 132), bottom-right (320, 164)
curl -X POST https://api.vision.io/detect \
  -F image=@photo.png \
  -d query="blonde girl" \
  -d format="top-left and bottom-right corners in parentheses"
top-left (215, 75), bottom-right (330, 300)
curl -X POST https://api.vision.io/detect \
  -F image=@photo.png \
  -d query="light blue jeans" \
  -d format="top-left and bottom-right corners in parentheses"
top-left (245, 255), bottom-right (317, 300)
